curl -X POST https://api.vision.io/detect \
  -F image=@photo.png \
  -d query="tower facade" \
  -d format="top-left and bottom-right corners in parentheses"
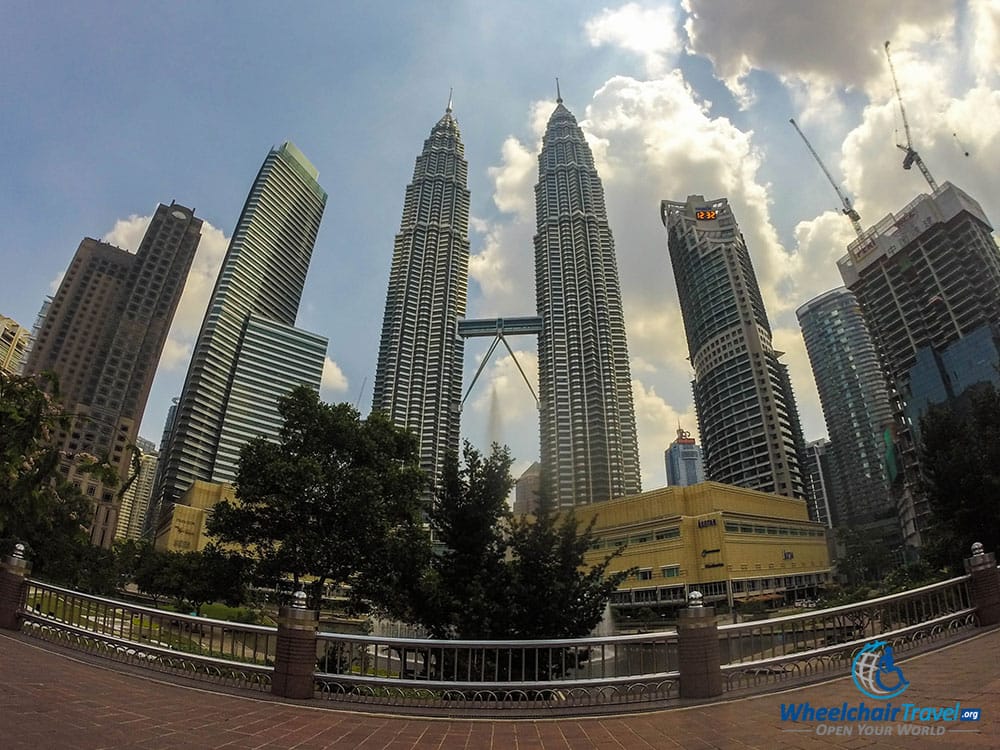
top-left (838, 182), bottom-right (1000, 546)
top-left (24, 203), bottom-right (202, 545)
top-left (372, 103), bottom-right (470, 494)
top-left (664, 427), bottom-right (704, 487)
top-left (662, 195), bottom-right (807, 500)
top-left (155, 143), bottom-right (327, 511)
top-left (802, 438), bottom-right (834, 527)
top-left (0, 315), bottom-right (31, 374)
top-left (534, 95), bottom-right (641, 508)
top-left (796, 287), bottom-right (895, 529)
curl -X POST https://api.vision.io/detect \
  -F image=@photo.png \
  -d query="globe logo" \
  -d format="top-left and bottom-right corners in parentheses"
top-left (852, 641), bottom-right (910, 700)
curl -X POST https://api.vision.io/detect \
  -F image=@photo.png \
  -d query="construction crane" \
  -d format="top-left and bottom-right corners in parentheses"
top-left (789, 118), bottom-right (863, 237)
top-left (884, 40), bottom-right (939, 191)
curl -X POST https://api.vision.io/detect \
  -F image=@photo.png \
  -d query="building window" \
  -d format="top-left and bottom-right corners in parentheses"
top-left (637, 569), bottom-right (653, 581)
top-left (661, 565), bottom-right (680, 578)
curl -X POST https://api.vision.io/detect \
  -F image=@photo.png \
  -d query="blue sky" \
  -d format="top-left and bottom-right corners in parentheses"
top-left (3, 1), bottom-right (998, 490)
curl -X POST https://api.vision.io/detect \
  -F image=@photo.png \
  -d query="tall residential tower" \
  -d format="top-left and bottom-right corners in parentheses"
top-left (155, 143), bottom-right (327, 513)
top-left (24, 203), bottom-right (202, 545)
top-left (372, 102), bottom-right (470, 494)
top-left (662, 195), bottom-right (807, 500)
top-left (797, 287), bottom-right (896, 530)
top-left (534, 93), bottom-right (641, 508)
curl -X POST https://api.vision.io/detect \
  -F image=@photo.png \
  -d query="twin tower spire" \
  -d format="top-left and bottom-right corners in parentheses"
top-left (372, 90), bottom-right (641, 508)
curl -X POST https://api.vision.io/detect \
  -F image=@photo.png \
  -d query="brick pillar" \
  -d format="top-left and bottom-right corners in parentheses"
top-left (964, 543), bottom-right (1000, 627)
top-left (0, 544), bottom-right (32, 631)
top-left (271, 591), bottom-right (319, 699)
top-left (677, 590), bottom-right (723, 699)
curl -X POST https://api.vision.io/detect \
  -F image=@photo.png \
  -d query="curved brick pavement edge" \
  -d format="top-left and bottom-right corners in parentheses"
top-left (1, 628), bottom-right (998, 749)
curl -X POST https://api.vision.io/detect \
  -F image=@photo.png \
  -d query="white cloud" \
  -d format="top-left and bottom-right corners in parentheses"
top-left (47, 270), bottom-right (64, 295)
top-left (157, 337), bottom-right (191, 371)
top-left (969, 0), bottom-right (1000, 84)
top-left (586, 3), bottom-right (682, 77)
top-left (488, 136), bottom-right (536, 219)
top-left (320, 355), bottom-right (349, 397)
top-left (683, 0), bottom-right (953, 106)
top-left (103, 214), bottom-right (151, 251)
top-left (632, 378), bottom-right (698, 489)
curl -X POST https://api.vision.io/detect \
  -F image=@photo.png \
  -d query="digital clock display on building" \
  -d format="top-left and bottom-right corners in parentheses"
top-left (695, 209), bottom-right (718, 220)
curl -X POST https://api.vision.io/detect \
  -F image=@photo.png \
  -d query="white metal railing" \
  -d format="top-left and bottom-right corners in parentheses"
top-left (16, 573), bottom-right (981, 712)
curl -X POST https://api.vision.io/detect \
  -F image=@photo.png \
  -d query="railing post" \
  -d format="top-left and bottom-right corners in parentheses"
top-left (677, 590), bottom-right (723, 699)
top-left (964, 542), bottom-right (1000, 627)
top-left (0, 544), bottom-right (32, 631)
top-left (272, 590), bottom-right (319, 699)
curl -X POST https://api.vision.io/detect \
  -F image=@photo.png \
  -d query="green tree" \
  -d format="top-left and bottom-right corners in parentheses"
top-left (919, 382), bottom-right (1000, 569)
top-left (0, 371), bottom-right (93, 571)
top-left (393, 443), bottom-right (630, 642)
top-left (834, 526), bottom-right (894, 586)
top-left (506, 474), bottom-right (631, 639)
top-left (417, 442), bottom-right (515, 639)
top-left (132, 543), bottom-right (177, 607)
top-left (207, 386), bottom-right (428, 608)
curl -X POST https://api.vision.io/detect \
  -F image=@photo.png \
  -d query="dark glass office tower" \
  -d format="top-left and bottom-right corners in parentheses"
top-left (372, 103), bottom-right (470, 494)
top-left (662, 195), bottom-right (807, 500)
top-left (155, 143), bottom-right (327, 512)
top-left (534, 93), bottom-right (641, 508)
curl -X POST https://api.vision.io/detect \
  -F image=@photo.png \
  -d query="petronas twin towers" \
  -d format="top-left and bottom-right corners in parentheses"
top-left (373, 93), bottom-right (641, 508)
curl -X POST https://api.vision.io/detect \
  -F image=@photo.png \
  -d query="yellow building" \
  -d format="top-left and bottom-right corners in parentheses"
top-left (1, 315), bottom-right (31, 374)
top-left (578, 482), bottom-right (832, 610)
top-left (154, 480), bottom-right (234, 552)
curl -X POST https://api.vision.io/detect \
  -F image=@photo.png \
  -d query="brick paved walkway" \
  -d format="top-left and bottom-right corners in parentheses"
top-left (1, 629), bottom-right (997, 749)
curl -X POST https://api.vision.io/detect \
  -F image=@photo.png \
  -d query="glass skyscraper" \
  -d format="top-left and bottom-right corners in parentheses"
top-left (534, 94), bottom-right (641, 508)
top-left (662, 195), bottom-right (807, 500)
top-left (155, 143), bottom-right (327, 511)
top-left (664, 427), bottom-right (704, 487)
top-left (372, 103), bottom-right (470, 494)
top-left (797, 287), bottom-right (895, 529)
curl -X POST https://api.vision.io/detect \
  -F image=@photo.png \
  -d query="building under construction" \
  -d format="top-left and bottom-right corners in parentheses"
top-left (837, 182), bottom-right (1000, 550)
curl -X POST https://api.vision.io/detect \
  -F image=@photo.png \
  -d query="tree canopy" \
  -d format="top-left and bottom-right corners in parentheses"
top-left (919, 382), bottom-right (1000, 568)
top-left (207, 386), bottom-right (428, 608)
top-left (0, 371), bottom-right (93, 573)
top-left (383, 442), bottom-right (630, 641)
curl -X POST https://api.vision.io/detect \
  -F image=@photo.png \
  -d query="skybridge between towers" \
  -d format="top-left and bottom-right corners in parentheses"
top-left (457, 316), bottom-right (542, 409)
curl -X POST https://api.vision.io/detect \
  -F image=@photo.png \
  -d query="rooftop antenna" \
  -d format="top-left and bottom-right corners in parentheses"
top-left (446, 87), bottom-right (453, 113)
top-left (789, 118), bottom-right (864, 237)
top-left (884, 40), bottom-right (939, 191)
top-left (556, 77), bottom-right (562, 104)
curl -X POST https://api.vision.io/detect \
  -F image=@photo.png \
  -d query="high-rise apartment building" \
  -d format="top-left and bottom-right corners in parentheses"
top-left (24, 203), bottom-right (202, 546)
top-left (0, 315), bottom-right (31, 374)
top-left (797, 287), bottom-right (896, 530)
top-left (664, 427), bottom-right (705, 487)
top-left (838, 182), bottom-right (1000, 546)
top-left (116, 443), bottom-right (159, 541)
top-left (662, 195), bottom-right (807, 500)
top-left (534, 93), bottom-right (641, 508)
top-left (155, 143), bottom-right (327, 512)
top-left (372, 103), bottom-right (469, 494)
